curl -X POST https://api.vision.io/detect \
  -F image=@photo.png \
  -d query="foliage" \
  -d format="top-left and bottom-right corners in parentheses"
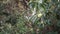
top-left (0, 0), bottom-right (60, 34)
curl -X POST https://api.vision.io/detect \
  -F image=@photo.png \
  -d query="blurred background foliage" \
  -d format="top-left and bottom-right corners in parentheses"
top-left (0, 0), bottom-right (60, 34)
